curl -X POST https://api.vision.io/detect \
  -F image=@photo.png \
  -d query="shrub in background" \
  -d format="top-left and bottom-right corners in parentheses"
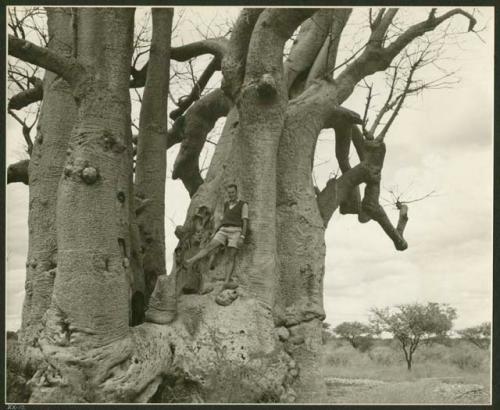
top-left (448, 345), bottom-right (487, 371)
top-left (368, 346), bottom-right (401, 366)
top-left (325, 345), bottom-right (372, 368)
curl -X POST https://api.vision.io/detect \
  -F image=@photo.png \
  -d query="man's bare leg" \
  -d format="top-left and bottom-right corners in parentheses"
top-left (223, 247), bottom-right (238, 289)
top-left (186, 239), bottom-right (221, 267)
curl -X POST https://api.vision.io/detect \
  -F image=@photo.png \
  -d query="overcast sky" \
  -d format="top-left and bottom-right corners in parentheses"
top-left (6, 7), bottom-right (494, 332)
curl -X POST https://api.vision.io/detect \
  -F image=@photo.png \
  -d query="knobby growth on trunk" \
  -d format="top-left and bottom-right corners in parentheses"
top-left (7, 6), bottom-right (479, 403)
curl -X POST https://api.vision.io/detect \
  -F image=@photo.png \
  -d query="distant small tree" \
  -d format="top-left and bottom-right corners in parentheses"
top-left (321, 321), bottom-right (334, 344)
top-left (334, 321), bottom-right (372, 350)
top-left (370, 303), bottom-right (457, 370)
top-left (457, 322), bottom-right (491, 350)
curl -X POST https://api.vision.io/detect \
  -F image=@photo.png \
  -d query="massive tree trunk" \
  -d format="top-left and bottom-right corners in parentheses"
top-left (19, 8), bottom-right (77, 353)
top-left (275, 100), bottom-right (328, 402)
top-left (27, 8), bottom-right (136, 402)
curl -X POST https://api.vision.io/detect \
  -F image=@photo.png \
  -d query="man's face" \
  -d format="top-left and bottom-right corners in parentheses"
top-left (227, 187), bottom-right (237, 202)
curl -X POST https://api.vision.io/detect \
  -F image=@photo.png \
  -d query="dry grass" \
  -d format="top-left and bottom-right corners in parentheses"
top-left (320, 339), bottom-right (490, 404)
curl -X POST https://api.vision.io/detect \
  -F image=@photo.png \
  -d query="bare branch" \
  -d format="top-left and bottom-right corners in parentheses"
top-left (362, 83), bottom-right (373, 139)
top-left (385, 8), bottom-right (477, 63)
top-left (336, 8), bottom-right (477, 95)
top-left (375, 57), bottom-right (419, 141)
top-left (8, 109), bottom-right (34, 154)
top-left (170, 57), bottom-right (219, 120)
top-left (8, 35), bottom-right (84, 84)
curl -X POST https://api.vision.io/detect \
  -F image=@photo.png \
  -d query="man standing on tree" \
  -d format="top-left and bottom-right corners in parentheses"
top-left (186, 184), bottom-right (248, 289)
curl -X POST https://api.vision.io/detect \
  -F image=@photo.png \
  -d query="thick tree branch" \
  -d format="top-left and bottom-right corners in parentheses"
top-left (10, 37), bottom-right (228, 108)
top-left (369, 8), bottom-right (399, 46)
top-left (317, 133), bottom-right (408, 249)
top-left (305, 9), bottom-right (352, 88)
top-left (8, 76), bottom-right (43, 110)
top-left (359, 140), bottom-right (408, 250)
top-left (7, 159), bottom-right (29, 185)
top-left (244, 9), bottom-right (315, 88)
top-left (369, 8), bottom-right (385, 31)
top-left (171, 89), bottom-right (231, 196)
top-left (316, 163), bottom-right (367, 227)
top-left (131, 37), bottom-right (228, 88)
top-left (166, 117), bottom-right (185, 149)
top-left (283, 9), bottom-right (334, 97)
top-left (171, 37), bottom-right (228, 62)
top-left (221, 8), bottom-right (264, 100)
top-left (8, 35), bottom-right (84, 84)
top-left (396, 202), bottom-right (409, 236)
top-left (332, 121), bottom-right (362, 215)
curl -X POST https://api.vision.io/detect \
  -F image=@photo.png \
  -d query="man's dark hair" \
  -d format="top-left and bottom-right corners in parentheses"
top-left (227, 184), bottom-right (238, 191)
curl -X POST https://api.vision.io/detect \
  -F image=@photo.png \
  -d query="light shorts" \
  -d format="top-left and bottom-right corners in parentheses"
top-left (213, 226), bottom-right (242, 248)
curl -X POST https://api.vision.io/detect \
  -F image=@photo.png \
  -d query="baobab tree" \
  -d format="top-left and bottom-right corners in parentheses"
top-left (7, 6), bottom-right (480, 403)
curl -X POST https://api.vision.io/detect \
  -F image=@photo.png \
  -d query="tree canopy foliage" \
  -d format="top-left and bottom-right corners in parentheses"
top-left (334, 321), bottom-right (372, 350)
top-left (370, 302), bottom-right (457, 370)
top-left (457, 322), bottom-right (491, 350)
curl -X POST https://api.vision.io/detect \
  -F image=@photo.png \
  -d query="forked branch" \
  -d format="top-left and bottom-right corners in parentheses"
top-left (336, 8), bottom-right (477, 89)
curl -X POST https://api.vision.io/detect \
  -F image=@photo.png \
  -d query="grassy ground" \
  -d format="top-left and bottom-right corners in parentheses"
top-left (319, 339), bottom-right (490, 404)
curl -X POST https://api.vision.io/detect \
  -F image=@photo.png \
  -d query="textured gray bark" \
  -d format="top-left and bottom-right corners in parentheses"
top-left (19, 8), bottom-right (77, 350)
top-left (27, 8), bottom-right (136, 402)
top-left (135, 9), bottom-right (173, 299)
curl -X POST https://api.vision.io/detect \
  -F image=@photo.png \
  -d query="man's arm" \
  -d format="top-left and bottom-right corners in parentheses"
top-left (241, 202), bottom-right (249, 239)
